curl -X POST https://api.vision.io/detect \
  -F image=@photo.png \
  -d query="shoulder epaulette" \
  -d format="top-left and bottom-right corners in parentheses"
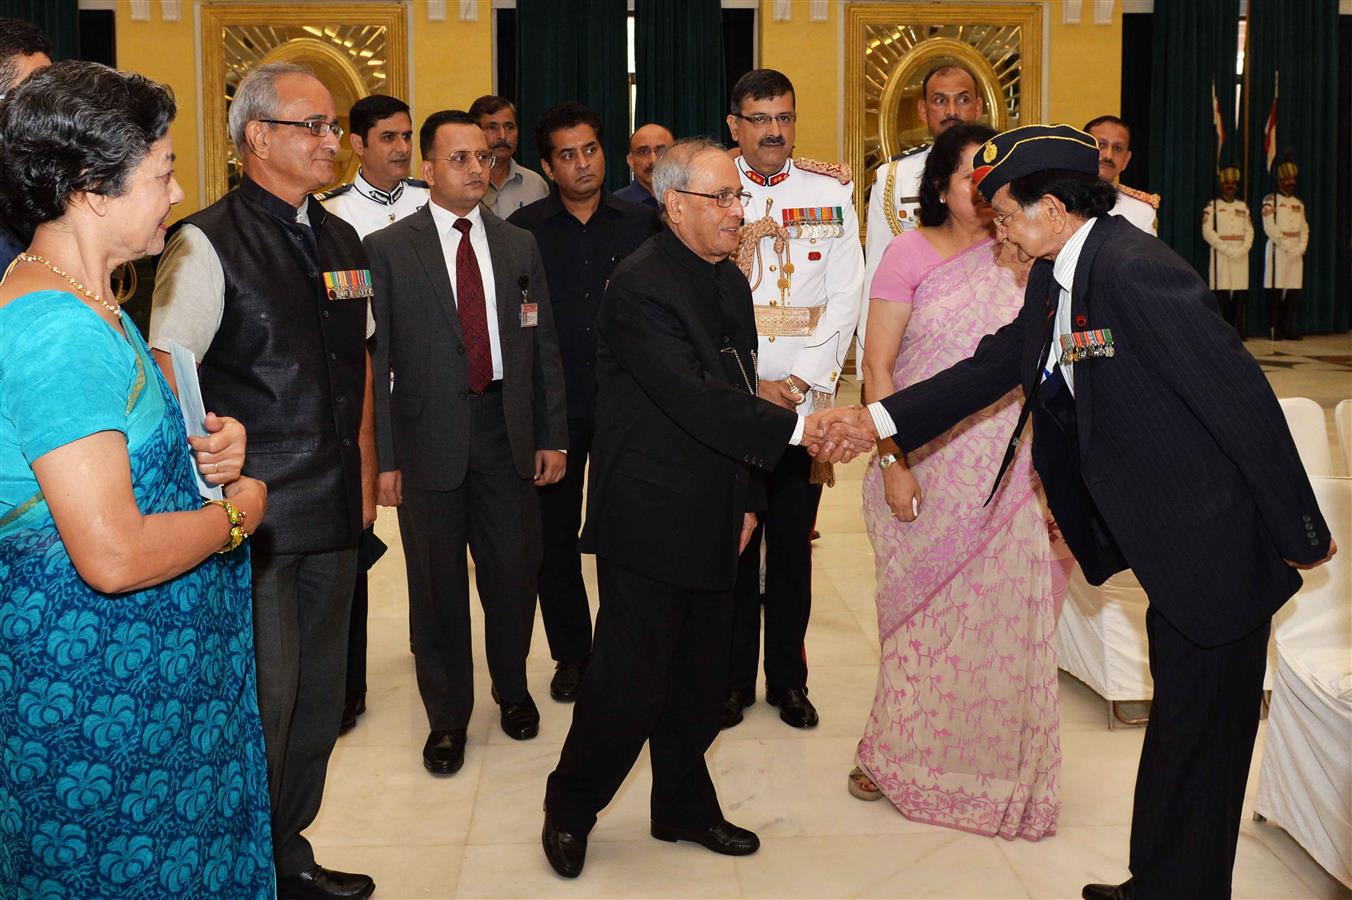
top-left (794, 157), bottom-right (852, 185)
top-left (1118, 184), bottom-right (1160, 210)
top-left (315, 183), bottom-right (354, 201)
top-left (891, 143), bottom-right (930, 162)
top-left (402, 178), bottom-right (429, 188)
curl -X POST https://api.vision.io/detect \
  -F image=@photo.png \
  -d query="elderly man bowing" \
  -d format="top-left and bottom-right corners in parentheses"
top-left (540, 137), bottom-right (868, 879)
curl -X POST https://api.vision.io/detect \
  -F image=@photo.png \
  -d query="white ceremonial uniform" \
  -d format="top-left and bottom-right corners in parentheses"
top-left (318, 170), bottom-right (429, 240)
top-left (860, 144), bottom-right (928, 350)
top-left (1111, 185), bottom-right (1158, 235)
top-left (1201, 198), bottom-right (1253, 290)
top-left (735, 156), bottom-right (864, 416)
top-left (1261, 192), bottom-right (1308, 290)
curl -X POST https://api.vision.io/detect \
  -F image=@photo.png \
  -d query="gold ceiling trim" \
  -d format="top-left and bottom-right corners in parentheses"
top-left (201, 3), bottom-right (409, 204)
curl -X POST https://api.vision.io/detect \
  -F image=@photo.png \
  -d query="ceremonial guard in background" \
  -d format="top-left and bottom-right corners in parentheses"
top-left (1085, 115), bottom-right (1159, 235)
top-left (1201, 165), bottom-right (1253, 339)
top-left (1262, 158), bottom-right (1309, 341)
top-left (862, 64), bottom-right (984, 349)
top-left (318, 93), bottom-right (428, 737)
top-left (724, 69), bottom-right (864, 730)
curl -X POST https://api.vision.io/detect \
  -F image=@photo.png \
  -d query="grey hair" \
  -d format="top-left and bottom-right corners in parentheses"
top-left (228, 61), bottom-right (313, 154)
top-left (652, 136), bottom-right (726, 214)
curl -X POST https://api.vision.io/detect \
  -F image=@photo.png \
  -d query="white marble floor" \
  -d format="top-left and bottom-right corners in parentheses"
top-left (313, 333), bottom-right (1352, 899)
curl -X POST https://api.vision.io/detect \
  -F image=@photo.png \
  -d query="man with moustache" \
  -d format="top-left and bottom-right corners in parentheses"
top-left (318, 92), bottom-right (428, 735)
top-left (508, 103), bottom-right (662, 702)
top-left (615, 122), bottom-right (674, 209)
top-left (541, 137), bottom-right (870, 879)
top-left (723, 68), bottom-right (864, 731)
top-left (1085, 115), bottom-right (1159, 235)
top-left (470, 94), bottom-right (549, 218)
top-left (862, 63), bottom-right (985, 346)
top-left (1201, 165), bottom-right (1253, 339)
top-left (364, 110), bottom-right (568, 775)
top-left (150, 62), bottom-right (377, 900)
top-left (0, 18), bottom-right (53, 271)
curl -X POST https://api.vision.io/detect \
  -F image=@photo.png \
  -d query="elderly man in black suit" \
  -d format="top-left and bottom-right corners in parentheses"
top-left (539, 137), bottom-right (867, 879)
top-left (364, 109), bottom-right (568, 776)
top-left (842, 124), bottom-right (1335, 899)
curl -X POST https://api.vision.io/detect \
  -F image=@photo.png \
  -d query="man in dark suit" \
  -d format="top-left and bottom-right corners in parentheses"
top-left (508, 103), bottom-right (662, 703)
top-left (365, 109), bottom-right (569, 776)
top-left (539, 137), bottom-right (866, 879)
top-left (844, 125), bottom-right (1336, 899)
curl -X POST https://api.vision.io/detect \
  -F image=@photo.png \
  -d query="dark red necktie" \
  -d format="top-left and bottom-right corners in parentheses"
top-left (452, 217), bottom-right (493, 392)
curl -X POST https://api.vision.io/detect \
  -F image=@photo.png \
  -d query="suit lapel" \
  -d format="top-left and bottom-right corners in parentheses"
top-left (1069, 217), bottom-right (1114, 458)
top-left (409, 205), bottom-right (464, 342)
top-left (480, 210), bottom-right (518, 345)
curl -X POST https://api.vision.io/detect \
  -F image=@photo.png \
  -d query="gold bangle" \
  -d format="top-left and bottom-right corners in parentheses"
top-left (204, 498), bottom-right (248, 553)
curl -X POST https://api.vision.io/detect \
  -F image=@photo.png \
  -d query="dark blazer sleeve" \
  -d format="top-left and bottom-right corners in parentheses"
top-left (879, 307), bottom-right (1028, 454)
top-left (526, 233), bottom-right (569, 450)
top-left (601, 276), bottom-right (798, 469)
top-left (1105, 249), bottom-right (1332, 563)
top-left (363, 230), bottom-right (397, 472)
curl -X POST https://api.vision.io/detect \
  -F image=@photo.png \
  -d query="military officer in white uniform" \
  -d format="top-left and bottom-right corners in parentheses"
top-left (1262, 159), bottom-right (1309, 340)
top-left (861, 64), bottom-right (984, 350)
top-left (1086, 115), bottom-right (1159, 234)
top-left (317, 93), bottom-right (428, 736)
top-left (1201, 165), bottom-right (1253, 338)
top-left (319, 94), bottom-right (429, 240)
top-left (722, 69), bottom-right (864, 732)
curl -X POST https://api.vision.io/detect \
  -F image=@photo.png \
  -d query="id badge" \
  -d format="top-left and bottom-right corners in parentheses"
top-left (519, 302), bottom-right (539, 328)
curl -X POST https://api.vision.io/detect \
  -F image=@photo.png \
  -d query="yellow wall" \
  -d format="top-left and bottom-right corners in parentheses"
top-left (1047, 2), bottom-right (1122, 128)
top-left (757, 0), bottom-right (840, 162)
top-left (410, 4), bottom-right (493, 129)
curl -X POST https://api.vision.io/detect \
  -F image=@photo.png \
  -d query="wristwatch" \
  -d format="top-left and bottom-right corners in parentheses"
top-left (878, 453), bottom-right (899, 469)
top-left (205, 498), bottom-right (248, 553)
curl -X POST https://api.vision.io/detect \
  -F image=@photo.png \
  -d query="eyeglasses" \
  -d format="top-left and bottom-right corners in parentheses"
top-left (427, 151), bottom-right (498, 170)
top-left (259, 118), bottom-right (344, 140)
top-left (732, 112), bottom-right (797, 129)
top-left (992, 210), bottom-right (1015, 229)
top-left (630, 145), bottom-right (669, 159)
top-left (673, 188), bottom-right (751, 209)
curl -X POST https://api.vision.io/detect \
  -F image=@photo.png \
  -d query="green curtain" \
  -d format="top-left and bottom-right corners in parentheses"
top-left (0, 0), bottom-right (78, 62)
top-left (634, 0), bottom-right (726, 145)
top-left (1244, 0), bottom-right (1346, 335)
top-left (1147, 0), bottom-right (1240, 280)
top-left (515, 0), bottom-right (630, 191)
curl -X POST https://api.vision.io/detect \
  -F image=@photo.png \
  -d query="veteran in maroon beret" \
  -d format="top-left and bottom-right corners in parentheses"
top-left (845, 123), bottom-right (1336, 899)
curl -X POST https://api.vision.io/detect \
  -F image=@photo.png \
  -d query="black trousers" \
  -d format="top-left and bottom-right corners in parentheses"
top-left (1128, 607), bottom-right (1269, 898)
top-left (1213, 289), bottom-right (1247, 338)
top-left (344, 571), bottom-right (367, 703)
top-left (536, 417), bottom-right (595, 663)
top-left (396, 392), bottom-right (542, 731)
top-left (730, 445), bottom-right (821, 693)
top-left (1265, 287), bottom-right (1302, 337)
top-left (545, 558), bottom-right (732, 836)
top-left (251, 546), bottom-right (358, 876)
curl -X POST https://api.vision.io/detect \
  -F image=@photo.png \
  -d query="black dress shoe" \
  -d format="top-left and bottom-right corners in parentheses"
top-left (650, 819), bottom-right (760, 856)
top-left (492, 689), bottom-right (540, 740)
top-left (542, 812), bottom-right (587, 878)
top-left (549, 660), bottom-right (587, 702)
top-left (766, 686), bottom-right (819, 728)
top-left (277, 864), bottom-right (375, 899)
top-left (422, 728), bottom-right (467, 775)
top-left (338, 694), bottom-right (366, 735)
top-left (1082, 880), bottom-right (1132, 900)
top-left (720, 688), bottom-right (755, 729)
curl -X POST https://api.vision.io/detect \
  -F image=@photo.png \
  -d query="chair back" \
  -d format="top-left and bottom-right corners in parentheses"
top-left (1335, 399), bottom-right (1352, 476)
top-left (1279, 397), bottom-right (1333, 478)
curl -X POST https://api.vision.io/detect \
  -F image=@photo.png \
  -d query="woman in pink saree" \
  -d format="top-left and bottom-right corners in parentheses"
top-left (852, 124), bottom-right (1063, 841)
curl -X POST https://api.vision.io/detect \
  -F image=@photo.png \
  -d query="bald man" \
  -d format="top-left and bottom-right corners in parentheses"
top-left (615, 122), bottom-right (674, 209)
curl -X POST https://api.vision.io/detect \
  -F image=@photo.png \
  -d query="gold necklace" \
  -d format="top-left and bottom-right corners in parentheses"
top-left (16, 252), bottom-right (121, 317)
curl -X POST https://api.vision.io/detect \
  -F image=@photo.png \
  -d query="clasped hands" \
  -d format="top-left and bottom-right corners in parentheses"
top-left (800, 405), bottom-right (878, 464)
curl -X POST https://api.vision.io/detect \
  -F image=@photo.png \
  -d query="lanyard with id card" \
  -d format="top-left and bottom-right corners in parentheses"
top-left (518, 274), bottom-right (538, 328)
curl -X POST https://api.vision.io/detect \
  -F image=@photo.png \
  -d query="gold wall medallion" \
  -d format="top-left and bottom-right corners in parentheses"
top-left (845, 3), bottom-right (1043, 233)
top-left (201, 4), bottom-right (408, 204)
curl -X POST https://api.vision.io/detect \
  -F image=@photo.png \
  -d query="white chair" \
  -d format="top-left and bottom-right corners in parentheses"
top-left (1255, 475), bottom-right (1352, 888)
top-left (1335, 399), bottom-right (1352, 475)
top-left (1278, 396), bottom-right (1333, 478)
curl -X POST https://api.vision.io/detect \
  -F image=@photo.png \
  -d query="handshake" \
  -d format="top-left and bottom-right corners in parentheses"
top-left (799, 405), bottom-right (879, 463)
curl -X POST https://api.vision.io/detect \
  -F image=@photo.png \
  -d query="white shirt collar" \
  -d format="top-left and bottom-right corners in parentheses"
top-left (737, 155), bottom-right (792, 186)
top-left (428, 198), bottom-right (484, 236)
top-left (1052, 217), bottom-right (1097, 294)
top-left (354, 169), bottom-right (404, 205)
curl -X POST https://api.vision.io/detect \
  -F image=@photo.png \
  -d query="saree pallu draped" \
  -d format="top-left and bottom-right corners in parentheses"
top-left (858, 238), bottom-right (1061, 841)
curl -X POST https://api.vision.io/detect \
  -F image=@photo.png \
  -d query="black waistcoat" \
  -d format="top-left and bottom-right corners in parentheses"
top-left (180, 177), bottom-right (368, 557)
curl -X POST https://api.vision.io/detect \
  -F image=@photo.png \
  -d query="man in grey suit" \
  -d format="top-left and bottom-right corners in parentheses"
top-left (364, 109), bottom-right (568, 776)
